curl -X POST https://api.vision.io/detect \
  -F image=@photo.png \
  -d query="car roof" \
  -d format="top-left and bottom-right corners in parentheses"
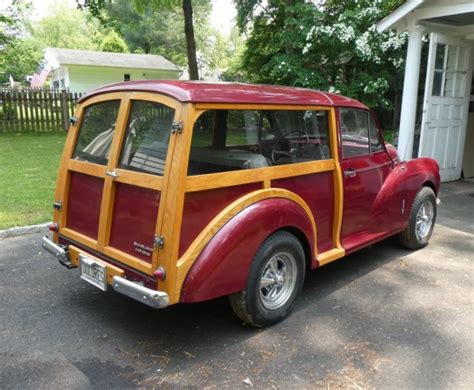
top-left (78, 80), bottom-right (368, 109)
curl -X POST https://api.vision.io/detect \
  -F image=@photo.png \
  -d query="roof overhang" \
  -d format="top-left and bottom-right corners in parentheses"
top-left (377, 0), bottom-right (474, 38)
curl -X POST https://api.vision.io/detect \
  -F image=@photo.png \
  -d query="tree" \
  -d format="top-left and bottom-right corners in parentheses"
top-left (80, 0), bottom-right (211, 80)
top-left (31, 2), bottom-right (105, 50)
top-left (233, 0), bottom-right (406, 116)
top-left (100, 30), bottom-right (129, 52)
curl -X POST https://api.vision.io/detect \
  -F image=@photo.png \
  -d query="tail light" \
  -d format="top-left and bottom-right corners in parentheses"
top-left (48, 222), bottom-right (59, 233)
top-left (153, 267), bottom-right (166, 280)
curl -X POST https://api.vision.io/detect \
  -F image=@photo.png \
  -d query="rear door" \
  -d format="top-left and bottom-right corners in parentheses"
top-left (56, 92), bottom-right (181, 276)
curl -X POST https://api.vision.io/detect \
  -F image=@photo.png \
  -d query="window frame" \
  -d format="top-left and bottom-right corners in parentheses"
top-left (186, 106), bottom-right (334, 177)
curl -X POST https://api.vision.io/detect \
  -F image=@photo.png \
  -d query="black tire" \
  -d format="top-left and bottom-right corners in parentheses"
top-left (399, 186), bottom-right (437, 249)
top-left (229, 231), bottom-right (306, 327)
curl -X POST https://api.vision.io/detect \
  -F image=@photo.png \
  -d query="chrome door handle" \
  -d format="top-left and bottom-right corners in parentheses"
top-left (106, 170), bottom-right (119, 179)
top-left (344, 168), bottom-right (357, 178)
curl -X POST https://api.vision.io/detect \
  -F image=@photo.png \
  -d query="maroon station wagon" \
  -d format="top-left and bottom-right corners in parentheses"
top-left (42, 81), bottom-right (440, 326)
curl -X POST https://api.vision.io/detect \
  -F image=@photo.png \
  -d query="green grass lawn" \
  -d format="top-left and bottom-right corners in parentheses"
top-left (0, 132), bottom-right (67, 230)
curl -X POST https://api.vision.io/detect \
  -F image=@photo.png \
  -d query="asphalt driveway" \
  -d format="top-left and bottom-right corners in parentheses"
top-left (1, 181), bottom-right (473, 389)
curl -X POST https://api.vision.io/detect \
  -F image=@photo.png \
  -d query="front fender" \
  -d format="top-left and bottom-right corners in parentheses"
top-left (369, 157), bottom-right (440, 233)
top-left (180, 197), bottom-right (315, 303)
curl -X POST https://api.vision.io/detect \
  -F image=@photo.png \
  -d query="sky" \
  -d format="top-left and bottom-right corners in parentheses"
top-left (3, 0), bottom-right (238, 36)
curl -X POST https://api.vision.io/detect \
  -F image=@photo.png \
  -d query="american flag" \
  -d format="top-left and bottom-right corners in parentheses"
top-left (29, 63), bottom-right (52, 89)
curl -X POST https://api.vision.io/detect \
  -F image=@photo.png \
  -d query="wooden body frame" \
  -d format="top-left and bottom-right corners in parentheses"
top-left (54, 93), bottom-right (345, 304)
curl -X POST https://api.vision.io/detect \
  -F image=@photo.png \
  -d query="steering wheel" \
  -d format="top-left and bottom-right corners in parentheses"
top-left (271, 130), bottom-right (309, 163)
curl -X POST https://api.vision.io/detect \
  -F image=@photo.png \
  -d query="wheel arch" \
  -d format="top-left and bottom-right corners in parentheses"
top-left (177, 189), bottom-right (317, 303)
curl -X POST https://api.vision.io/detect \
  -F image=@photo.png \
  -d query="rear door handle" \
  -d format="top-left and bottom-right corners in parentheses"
top-left (106, 170), bottom-right (119, 179)
top-left (344, 168), bottom-right (357, 178)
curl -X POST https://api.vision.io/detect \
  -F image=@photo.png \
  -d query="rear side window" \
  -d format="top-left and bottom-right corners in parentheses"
top-left (118, 100), bottom-right (175, 176)
top-left (369, 114), bottom-right (384, 153)
top-left (73, 100), bottom-right (120, 165)
top-left (188, 109), bottom-right (331, 176)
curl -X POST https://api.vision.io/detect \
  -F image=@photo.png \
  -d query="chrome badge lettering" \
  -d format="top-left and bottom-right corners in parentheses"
top-left (133, 241), bottom-right (153, 257)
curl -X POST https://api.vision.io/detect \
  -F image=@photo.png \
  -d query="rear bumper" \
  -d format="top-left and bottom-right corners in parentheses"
top-left (42, 235), bottom-right (169, 309)
top-left (112, 276), bottom-right (169, 309)
top-left (42, 235), bottom-right (75, 268)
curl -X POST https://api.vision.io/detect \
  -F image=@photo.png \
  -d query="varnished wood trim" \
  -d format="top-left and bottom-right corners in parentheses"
top-left (317, 248), bottom-right (345, 266)
top-left (114, 168), bottom-right (163, 190)
top-left (69, 245), bottom-right (125, 285)
top-left (263, 179), bottom-right (271, 189)
top-left (173, 188), bottom-right (318, 302)
top-left (185, 159), bottom-right (335, 192)
top-left (152, 104), bottom-right (191, 302)
top-left (103, 246), bottom-right (153, 275)
top-left (329, 108), bottom-right (345, 253)
top-left (68, 160), bottom-right (106, 178)
top-left (60, 228), bottom-right (98, 250)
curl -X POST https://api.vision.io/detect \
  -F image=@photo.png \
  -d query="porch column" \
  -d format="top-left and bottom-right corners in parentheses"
top-left (398, 26), bottom-right (424, 160)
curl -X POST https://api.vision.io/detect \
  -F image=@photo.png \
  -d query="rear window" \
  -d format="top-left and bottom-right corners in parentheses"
top-left (118, 100), bottom-right (175, 176)
top-left (72, 100), bottom-right (120, 165)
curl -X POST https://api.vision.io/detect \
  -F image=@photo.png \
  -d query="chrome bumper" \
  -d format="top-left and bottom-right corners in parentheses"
top-left (42, 235), bottom-right (75, 268)
top-left (112, 276), bottom-right (169, 309)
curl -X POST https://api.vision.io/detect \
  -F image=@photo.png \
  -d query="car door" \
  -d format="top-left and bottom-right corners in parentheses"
top-left (339, 108), bottom-right (392, 247)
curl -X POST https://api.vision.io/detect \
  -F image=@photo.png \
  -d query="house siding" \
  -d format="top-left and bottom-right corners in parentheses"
top-left (66, 65), bottom-right (181, 93)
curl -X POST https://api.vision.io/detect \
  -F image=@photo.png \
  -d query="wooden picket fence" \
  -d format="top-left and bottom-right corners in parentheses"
top-left (0, 88), bottom-right (83, 132)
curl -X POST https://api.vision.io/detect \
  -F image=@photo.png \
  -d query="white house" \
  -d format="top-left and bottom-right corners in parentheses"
top-left (377, 0), bottom-right (474, 182)
top-left (44, 47), bottom-right (182, 94)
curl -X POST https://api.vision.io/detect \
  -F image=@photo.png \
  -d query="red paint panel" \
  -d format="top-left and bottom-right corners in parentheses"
top-left (181, 198), bottom-right (315, 303)
top-left (80, 81), bottom-right (368, 109)
top-left (272, 173), bottom-right (334, 253)
top-left (67, 172), bottom-right (104, 239)
top-left (179, 183), bottom-right (261, 257)
top-left (109, 183), bottom-right (160, 263)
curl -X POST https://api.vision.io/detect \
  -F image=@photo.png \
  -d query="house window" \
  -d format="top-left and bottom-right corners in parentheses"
top-left (432, 44), bottom-right (468, 98)
top-left (60, 79), bottom-right (65, 88)
top-left (124, 74), bottom-right (131, 82)
top-left (52, 80), bottom-right (60, 89)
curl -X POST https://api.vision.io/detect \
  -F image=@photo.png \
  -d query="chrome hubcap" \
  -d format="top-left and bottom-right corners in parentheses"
top-left (415, 200), bottom-right (434, 241)
top-left (259, 252), bottom-right (297, 310)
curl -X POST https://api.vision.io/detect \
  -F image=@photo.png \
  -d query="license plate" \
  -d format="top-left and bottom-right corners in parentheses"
top-left (79, 254), bottom-right (107, 291)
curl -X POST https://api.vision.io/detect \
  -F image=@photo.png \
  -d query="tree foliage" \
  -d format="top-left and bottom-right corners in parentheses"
top-left (234, 0), bottom-right (406, 111)
top-left (100, 30), bottom-right (129, 53)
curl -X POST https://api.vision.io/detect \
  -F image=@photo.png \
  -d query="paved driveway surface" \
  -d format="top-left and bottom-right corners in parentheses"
top-left (1, 181), bottom-right (473, 389)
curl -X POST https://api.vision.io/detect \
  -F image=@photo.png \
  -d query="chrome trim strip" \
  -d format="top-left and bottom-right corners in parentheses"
top-left (112, 276), bottom-right (169, 309)
top-left (42, 235), bottom-right (75, 268)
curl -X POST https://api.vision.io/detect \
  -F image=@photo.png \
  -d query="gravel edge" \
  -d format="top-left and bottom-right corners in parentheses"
top-left (0, 222), bottom-right (51, 239)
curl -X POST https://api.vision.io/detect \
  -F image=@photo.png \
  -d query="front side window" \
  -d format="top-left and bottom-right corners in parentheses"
top-left (340, 108), bottom-right (371, 158)
top-left (340, 108), bottom-right (384, 157)
top-left (119, 100), bottom-right (175, 176)
top-left (73, 100), bottom-right (120, 165)
top-left (188, 109), bottom-right (331, 176)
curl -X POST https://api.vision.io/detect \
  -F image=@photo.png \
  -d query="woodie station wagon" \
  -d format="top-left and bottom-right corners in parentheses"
top-left (42, 81), bottom-right (440, 327)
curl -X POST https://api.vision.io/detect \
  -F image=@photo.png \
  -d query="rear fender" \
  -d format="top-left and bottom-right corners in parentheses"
top-left (369, 157), bottom-right (440, 233)
top-left (179, 194), bottom-right (316, 303)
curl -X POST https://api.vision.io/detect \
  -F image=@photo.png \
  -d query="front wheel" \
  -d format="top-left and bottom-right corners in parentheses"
top-left (229, 231), bottom-right (306, 327)
top-left (399, 186), bottom-right (437, 249)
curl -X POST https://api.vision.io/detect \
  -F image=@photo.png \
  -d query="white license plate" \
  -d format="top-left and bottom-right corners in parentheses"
top-left (79, 254), bottom-right (107, 291)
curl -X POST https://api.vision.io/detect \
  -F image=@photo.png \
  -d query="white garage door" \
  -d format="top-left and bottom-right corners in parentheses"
top-left (419, 33), bottom-right (473, 182)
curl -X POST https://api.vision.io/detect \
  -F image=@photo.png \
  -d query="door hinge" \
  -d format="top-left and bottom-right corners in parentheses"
top-left (53, 200), bottom-right (63, 211)
top-left (154, 235), bottom-right (165, 249)
top-left (69, 116), bottom-right (78, 126)
top-left (171, 121), bottom-right (183, 134)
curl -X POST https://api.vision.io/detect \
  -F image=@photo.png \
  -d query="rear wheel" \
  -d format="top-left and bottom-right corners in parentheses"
top-left (229, 231), bottom-right (305, 327)
top-left (399, 186), bottom-right (437, 249)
